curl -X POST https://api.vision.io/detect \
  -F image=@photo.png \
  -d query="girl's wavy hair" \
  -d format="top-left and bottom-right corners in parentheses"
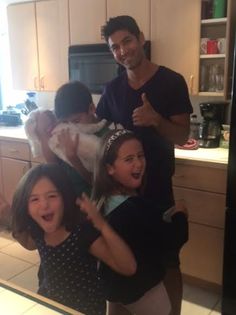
top-left (11, 164), bottom-right (83, 237)
top-left (92, 130), bottom-right (144, 202)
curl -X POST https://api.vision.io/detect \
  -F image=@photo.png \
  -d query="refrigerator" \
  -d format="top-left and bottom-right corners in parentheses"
top-left (222, 37), bottom-right (236, 315)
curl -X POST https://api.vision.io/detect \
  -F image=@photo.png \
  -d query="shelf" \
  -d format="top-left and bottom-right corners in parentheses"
top-left (198, 92), bottom-right (224, 97)
top-left (200, 54), bottom-right (226, 59)
top-left (201, 18), bottom-right (227, 25)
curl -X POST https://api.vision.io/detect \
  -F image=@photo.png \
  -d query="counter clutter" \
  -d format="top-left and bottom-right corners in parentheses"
top-left (0, 125), bottom-right (229, 165)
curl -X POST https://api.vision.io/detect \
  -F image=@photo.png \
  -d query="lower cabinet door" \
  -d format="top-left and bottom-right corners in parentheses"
top-left (180, 222), bottom-right (224, 285)
top-left (2, 158), bottom-right (30, 204)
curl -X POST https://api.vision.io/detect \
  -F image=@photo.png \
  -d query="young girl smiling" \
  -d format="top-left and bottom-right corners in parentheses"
top-left (91, 129), bottom-right (188, 315)
top-left (11, 163), bottom-right (136, 315)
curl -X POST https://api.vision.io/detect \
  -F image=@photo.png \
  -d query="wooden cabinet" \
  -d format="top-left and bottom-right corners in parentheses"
top-left (0, 140), bottom-right (31, 204)
top-left (199, 0), bottom-right (236, 98)
top-left (107, 0), bottom-right (151, 39)
top-left (7, 0), bottom-right (69, 91)
top-left (0, 158), bottom-right (3, 195)
top-left (151, 0), bottom-right (201, 95)
top-left (69, 0), bottom-right (106, 44)
top-left (173, 161), bottom-right (227, 287)
top-left (69, 0), bottom-right (150, 44)
top-left (7, 2), bottom-right (38, 91)
top-left (36, 0), bottom-right (69, 91)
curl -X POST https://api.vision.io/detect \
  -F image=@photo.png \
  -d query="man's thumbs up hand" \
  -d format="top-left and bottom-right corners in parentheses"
top-left (132, 93), bottom-right (160, 127)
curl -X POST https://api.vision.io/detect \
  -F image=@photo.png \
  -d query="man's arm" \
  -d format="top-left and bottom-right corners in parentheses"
top-left (132, 93), bottom-right (190, 145)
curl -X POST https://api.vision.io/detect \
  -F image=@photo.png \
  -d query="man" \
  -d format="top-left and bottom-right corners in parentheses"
top-left (96, 15), bottom-right (193, 315)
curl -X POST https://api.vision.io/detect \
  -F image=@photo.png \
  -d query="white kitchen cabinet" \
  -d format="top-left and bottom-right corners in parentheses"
top-left (7, 0), bottom-right (69, 91)
top-left (7, 2), bottom-right (38, 91)
top-left (106, 0), bottom-right (151, 40)
top-left (151, 0), bottom-right (201, 95)
top-left (173, 162), bottom-right (227, 287)
top-left (0, 158), bottom-right (3, 195)
top-left (0, 140), bottom-right (31, 204)
top-left (69, 0), bottom-right (106, 44)
top-left (1, 157), bottom-right (30, 204)
top-left (36, 0), bottom-right (69, 91)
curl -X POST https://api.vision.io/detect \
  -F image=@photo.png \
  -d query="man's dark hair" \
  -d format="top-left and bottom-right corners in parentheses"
top-left (102, 15), bottom-right (141, 42)
top-left (54, 81), bottom-right (92, 120)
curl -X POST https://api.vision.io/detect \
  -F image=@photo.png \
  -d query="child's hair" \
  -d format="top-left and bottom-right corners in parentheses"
top-left (101, 15), bottom-right (141, 43)
top-left (54, 81), bottom-right (93, 120)
top-left (92, 129), bottom-right (143, 202)
top-left (11, 164), bottom-right (81, 237)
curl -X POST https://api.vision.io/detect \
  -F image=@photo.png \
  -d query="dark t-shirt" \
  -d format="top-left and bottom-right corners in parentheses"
top-left (34, 223), bottom-right (106, 315)
top-left (99, 196), bottom-right (188, 304)
top-left (96, 66), bottom-right (193, 208)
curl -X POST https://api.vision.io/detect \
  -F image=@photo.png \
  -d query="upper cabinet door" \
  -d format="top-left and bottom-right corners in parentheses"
top-left (7, 3), bottom-right (39, 91)
top-left (151, 0), bottom-right (201, 95)
top-left (69, 0), bottom-right (106, 44)
top-left (107, 0), bottom-right (151, 40)
top-left (36, 0), bottom-right (69, 91)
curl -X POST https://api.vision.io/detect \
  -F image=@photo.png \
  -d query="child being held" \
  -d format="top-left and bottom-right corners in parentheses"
top-left (25, 81), bottom-right (121, 174)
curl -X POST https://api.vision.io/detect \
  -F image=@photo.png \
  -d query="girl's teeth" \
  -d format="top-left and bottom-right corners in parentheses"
top-left (43, 214), bottom-right (53, 221)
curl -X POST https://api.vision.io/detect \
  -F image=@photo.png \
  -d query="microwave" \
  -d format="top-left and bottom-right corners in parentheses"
top-left (68, 41), bottom-right (151, 94)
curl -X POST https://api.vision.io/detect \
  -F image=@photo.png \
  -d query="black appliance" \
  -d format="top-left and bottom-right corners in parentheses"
top-left (198, 101), bottom-right (227, 148)
top-left (222, 35), bottom-right (236, 314)
top-left (68, 41), bottom-right (151, 94)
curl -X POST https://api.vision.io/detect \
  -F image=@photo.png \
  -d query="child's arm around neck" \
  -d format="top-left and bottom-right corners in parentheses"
top-left (77, 194), bottom-right (137, 276)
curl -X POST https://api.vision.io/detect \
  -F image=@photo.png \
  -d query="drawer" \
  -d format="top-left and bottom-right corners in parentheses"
top-left (0, 140), bottom-right (30, 161)
top-left (173, 163), bottom-right (227, 193)
top-left (180, 222), bottom-right (224, 285)
top-left (173, 187), bottom-right (226, 228)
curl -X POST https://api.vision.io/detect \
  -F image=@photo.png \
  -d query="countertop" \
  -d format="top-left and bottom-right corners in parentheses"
top-left (0, 279), bottom-right (82, 315)
top-left (0, 125), bottom-right (229, 167)
top-left (0, 125), bottom-right (28, 142)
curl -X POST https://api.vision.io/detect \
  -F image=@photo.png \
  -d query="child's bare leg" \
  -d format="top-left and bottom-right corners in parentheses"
top-left (163, 266), bottom-right (183, 315)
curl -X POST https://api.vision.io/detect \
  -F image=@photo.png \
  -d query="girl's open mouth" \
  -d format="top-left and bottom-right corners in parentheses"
top-left (42, 213), bottom-right (54, 222)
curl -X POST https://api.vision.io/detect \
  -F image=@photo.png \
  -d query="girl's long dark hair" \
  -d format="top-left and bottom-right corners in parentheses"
top-left (92, 130), bottom-right (144, 203)
top-left (11, 164), bottom-right (83, 237)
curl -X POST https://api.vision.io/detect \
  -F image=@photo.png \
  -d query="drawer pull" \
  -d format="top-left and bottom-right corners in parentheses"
top-left (174, 174), bottom-right (184, 178)
top-left (22, 165), bottom-right (28, 175)
top-left (9, 149), bottom-right (19, 154)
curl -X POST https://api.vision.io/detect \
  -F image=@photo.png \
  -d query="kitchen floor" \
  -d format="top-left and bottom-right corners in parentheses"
top-left (0, 227), bottom-right (221, 315)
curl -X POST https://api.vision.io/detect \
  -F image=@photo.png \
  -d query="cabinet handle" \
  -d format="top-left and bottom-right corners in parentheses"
top-left (173, 174), bottom-right (184, 178)
top-left (22, 165), bottom-right (28, 175)
top-left (40, 76), bottom-right (45, 90)
top-left (189, 75), bottom-right (194, 95)
top-left (34, 77), bottom-right (38, 90)
top-left (9, 149), bottom-right (19, 154)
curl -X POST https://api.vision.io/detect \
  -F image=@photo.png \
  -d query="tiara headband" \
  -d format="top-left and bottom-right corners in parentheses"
top-left (105, 129), bottom-right (132, 153)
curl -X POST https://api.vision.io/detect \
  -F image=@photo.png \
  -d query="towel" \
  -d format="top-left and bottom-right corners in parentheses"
top-left (24, 109), bottom-right (122, 172)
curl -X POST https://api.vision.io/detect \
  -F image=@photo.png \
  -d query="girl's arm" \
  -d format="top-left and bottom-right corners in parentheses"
top-left (12, 231), bottom-right (37, 251)
top-left (77, 194), bottom-right (137, 276)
